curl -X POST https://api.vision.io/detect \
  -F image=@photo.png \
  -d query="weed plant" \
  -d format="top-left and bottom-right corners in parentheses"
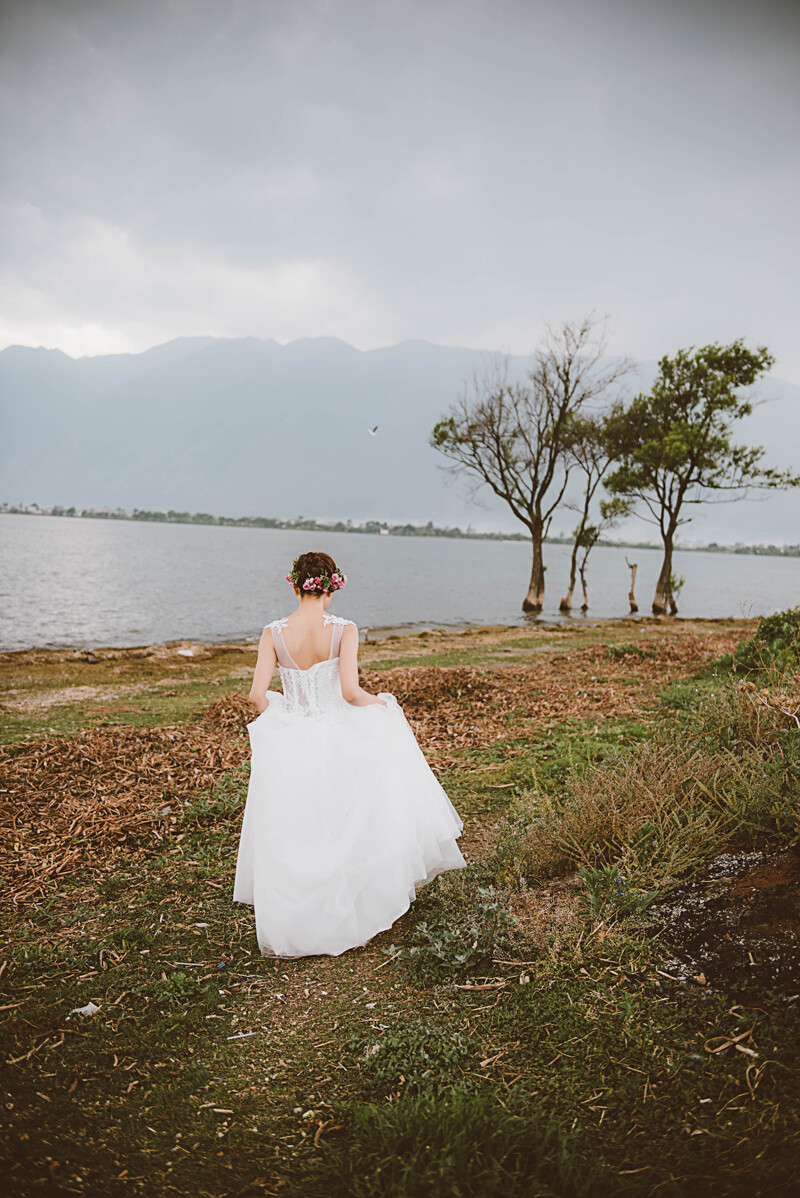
top-left (494, 654), bottom-right (799, 893)
top-left (354, 1018), bottom-right (474, 1097)
top-left (575, 863), bottom-right (661, 925)
top-left (390, 872), bottom-right (516, 982)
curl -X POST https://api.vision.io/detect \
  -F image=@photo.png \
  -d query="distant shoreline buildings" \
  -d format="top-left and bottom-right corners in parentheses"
top-left (2, 501), bottom-right (798, 558)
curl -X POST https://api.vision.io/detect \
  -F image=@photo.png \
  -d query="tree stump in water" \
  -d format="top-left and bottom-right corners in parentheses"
top-left (625, 556), bottom-right (639, 613)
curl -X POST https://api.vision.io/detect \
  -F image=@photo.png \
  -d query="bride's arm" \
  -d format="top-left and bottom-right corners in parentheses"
top-left (339, 624), bottom-right (387, 707)
top-left (248, 628), bottom-right (277, 714)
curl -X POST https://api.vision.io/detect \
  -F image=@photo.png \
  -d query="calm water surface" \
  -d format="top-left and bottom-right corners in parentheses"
top-left (1, 514), bottom-right (797, 651)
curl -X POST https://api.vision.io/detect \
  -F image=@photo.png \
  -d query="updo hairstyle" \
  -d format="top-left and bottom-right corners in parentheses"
top-left (290, 551), bottom-right (340, 594)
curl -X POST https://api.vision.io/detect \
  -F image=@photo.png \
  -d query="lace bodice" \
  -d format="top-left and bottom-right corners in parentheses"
top-left (264, 614), bottom-right (355, 717)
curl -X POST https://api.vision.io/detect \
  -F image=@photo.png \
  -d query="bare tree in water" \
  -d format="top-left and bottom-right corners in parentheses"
top-left (559, 408), bottom-right (632, 612)
top-left (432, 316), bottom-right (631, 612)
top-left (568, 497), bottom-right (633, 613)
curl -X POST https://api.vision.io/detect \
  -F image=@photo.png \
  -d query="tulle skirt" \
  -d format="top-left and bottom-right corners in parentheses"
top-left (232, 693), bottom-right (466, 957)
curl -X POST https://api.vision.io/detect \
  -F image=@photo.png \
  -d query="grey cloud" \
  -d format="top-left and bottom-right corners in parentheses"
top-left (1, 0), bottom-right (799, 373)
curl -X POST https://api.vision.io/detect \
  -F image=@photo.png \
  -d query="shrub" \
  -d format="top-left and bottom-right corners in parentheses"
top-left (512, 742), bottom-right (729, 885)
top-left (604, 643), bottom-right (656, 661)
top-left (730, 606), bottom-right (800, 673)
top-left (500, 666), bottom-right (799, 892)
top-left (576, 863), bottom-right (661, 925)
top-left (696, 677), bottom-right (800, 754)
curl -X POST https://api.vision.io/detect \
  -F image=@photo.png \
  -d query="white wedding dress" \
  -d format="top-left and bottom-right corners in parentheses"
top-left (233, 614), bottom-right (466, 957)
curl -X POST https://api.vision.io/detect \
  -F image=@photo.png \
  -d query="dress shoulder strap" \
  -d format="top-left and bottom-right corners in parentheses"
top-left (264, 617), bottom-right (289, 632)
top-left (264, 617), bottom-right (297, 668)
top-left (323, 614), bottom-right (355, 660)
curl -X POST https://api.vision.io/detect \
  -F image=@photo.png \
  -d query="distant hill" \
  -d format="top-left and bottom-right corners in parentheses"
top-left (1, 336), bottom-right (798, 543)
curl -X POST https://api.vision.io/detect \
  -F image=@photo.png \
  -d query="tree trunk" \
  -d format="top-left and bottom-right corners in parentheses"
top-left (560, 540), bottom-right (579, 612)
top-left (653, 534), bottom-right (676, 615)
top-left (579, 560), bottom-right (589, 611)
top-left (625, 557), bottom-right (638, 613)
top-left (523, 522), bottom-right (546, 612)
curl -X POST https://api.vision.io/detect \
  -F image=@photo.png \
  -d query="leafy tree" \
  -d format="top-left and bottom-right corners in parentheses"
top-left (605, 339), bottom-right (800, 614)
top-left (431, 316), bottom-right (631, 611)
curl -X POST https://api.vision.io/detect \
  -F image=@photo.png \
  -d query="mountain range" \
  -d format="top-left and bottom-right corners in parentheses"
top-left (2, 336), bottom-right (798, 544)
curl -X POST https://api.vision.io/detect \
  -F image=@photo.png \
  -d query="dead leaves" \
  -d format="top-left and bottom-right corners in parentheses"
top-left (361, 633), bottom-right (736, 769)
top-left (0, 631), bottom-right (740, 915)
top-left (0, 722), bottom-right (248, 911)
top-left (194, 692), bottom-right (257, 735)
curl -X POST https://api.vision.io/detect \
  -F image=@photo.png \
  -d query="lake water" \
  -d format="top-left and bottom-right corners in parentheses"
top-left (1, 513), bottom-right (797, 651)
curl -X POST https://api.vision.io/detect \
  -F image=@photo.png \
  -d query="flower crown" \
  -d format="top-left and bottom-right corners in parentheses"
top-left (285, 561), bottom-right (347, 594)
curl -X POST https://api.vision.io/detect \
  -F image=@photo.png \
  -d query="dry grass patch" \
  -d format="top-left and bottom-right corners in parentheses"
top-left (361, 631), bottom-right (741, 768)
top-left (515, 741), bottom-right (731, 883)
top-left (0, 719), bottom-right (249, 913)
top-left (499, 674), bottom-right (800, 892)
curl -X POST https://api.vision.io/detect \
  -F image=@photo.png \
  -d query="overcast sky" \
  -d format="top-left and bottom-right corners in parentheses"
top-left (2, 0), bottom-right (799, 379)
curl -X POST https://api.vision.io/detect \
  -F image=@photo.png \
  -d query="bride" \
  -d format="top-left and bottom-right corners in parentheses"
top-left (233, 551), bottom-right (466, 958)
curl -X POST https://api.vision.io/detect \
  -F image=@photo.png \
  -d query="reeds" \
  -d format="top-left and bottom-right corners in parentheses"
top-left (501, 663), bottom-right (799, 891)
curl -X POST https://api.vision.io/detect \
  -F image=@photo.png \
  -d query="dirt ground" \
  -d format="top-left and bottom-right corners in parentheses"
top-left (650, 849), bottom-right (800, 997)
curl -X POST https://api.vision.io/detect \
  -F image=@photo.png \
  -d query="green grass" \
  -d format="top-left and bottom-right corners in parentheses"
top-left (0, 672), bottom-right (261, 745)
top-left (290, 937), bottom-right (800, 1196)
top-left (437, 715), bottom-right (651, 823)
top-left (363, 629), bottom-right (662, 672)
top-left (285, 1089), bottom-right (614, 1198)
top-left (2, 766), bottom-right (283, 1195)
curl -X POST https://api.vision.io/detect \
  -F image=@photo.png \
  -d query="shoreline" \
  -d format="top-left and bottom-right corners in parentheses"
top-left (0, 613), bottom-right (754, 663)
top-left (3, 509), bottom-right (799, 557)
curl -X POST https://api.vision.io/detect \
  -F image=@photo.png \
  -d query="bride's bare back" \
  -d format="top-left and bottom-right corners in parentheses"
top-left (248, 599), bottom-right (384, 712)
top-left (281, 608), bottom-right (337, 670)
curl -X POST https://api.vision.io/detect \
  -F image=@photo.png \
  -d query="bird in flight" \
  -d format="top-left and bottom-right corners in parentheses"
top-left (368, 425), bottom-right (379, 436)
